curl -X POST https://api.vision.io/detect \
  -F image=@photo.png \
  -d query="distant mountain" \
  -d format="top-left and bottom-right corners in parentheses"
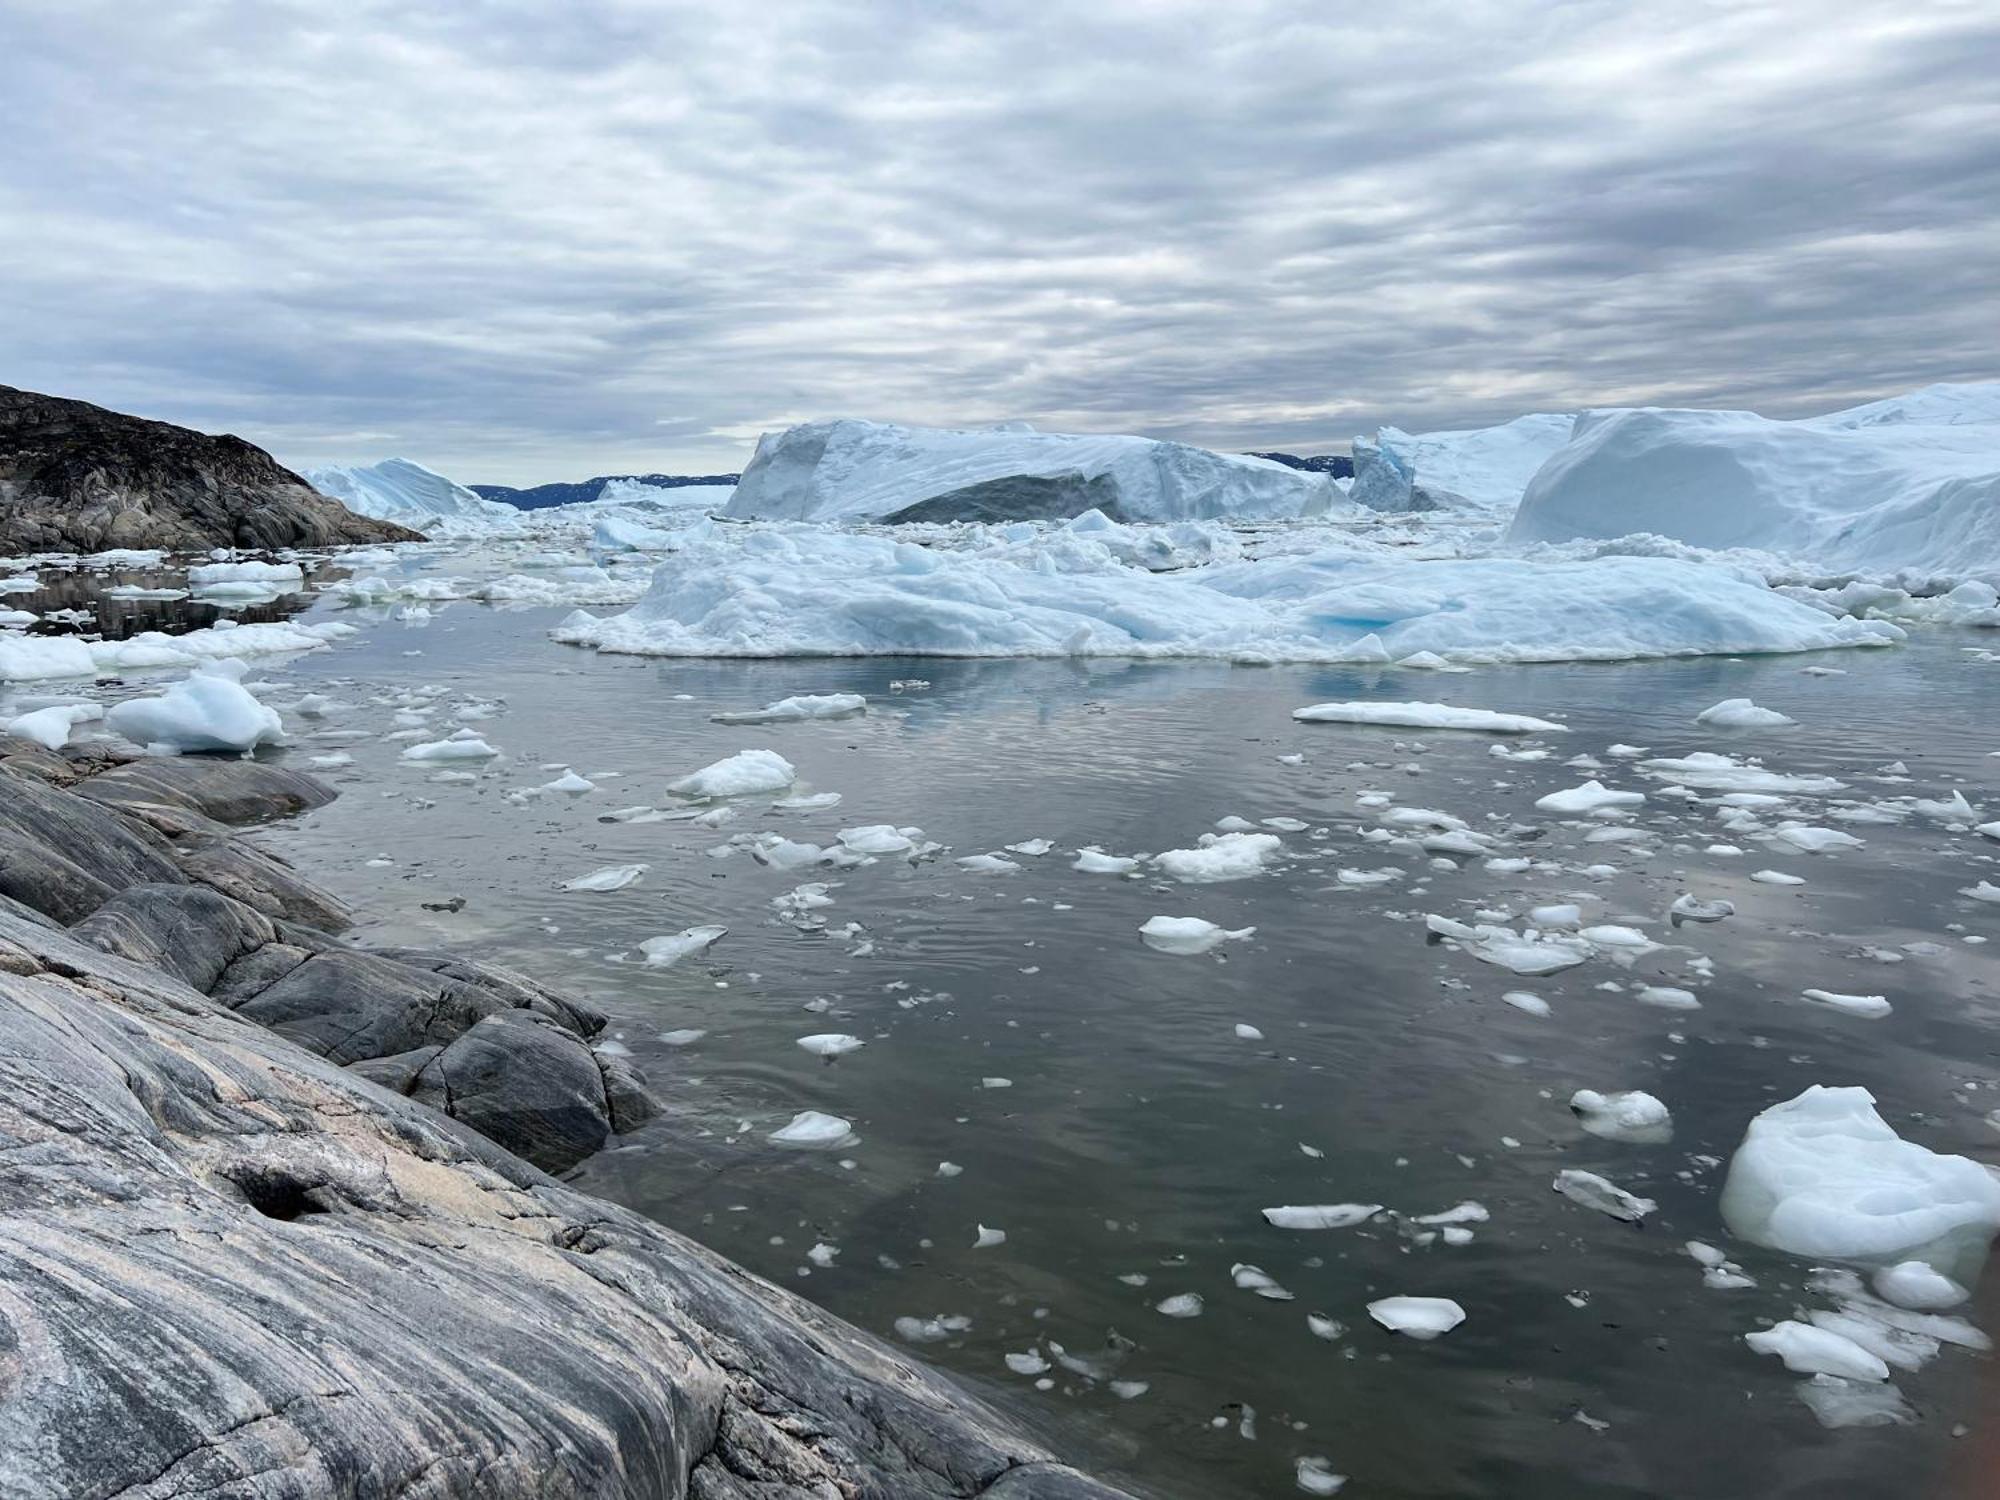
top-left (472, 474), bottom-right (741, 510)
top-left (0, 385), bottom-right (418, 552)
top-left (1246, 451), bottom-right (1354, 478)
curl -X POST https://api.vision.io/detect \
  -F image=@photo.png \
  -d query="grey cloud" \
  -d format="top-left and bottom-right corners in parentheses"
top-left (0, 0), bottom-right (1994, 483)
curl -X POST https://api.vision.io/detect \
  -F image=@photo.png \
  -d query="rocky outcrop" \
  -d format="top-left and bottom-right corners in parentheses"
top-left (0, 384), bottom-right (421, 552)
top-left (0, 741), bottom-right (1138, 1497)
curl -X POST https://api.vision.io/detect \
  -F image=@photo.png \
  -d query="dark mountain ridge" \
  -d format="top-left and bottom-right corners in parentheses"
top-left (472, 473), bottom-right (740, 510)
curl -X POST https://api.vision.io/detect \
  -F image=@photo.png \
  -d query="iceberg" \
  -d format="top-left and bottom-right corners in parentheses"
top-left (1507, 383), bottom-right (2000, 578)
top-left (1350, 412), bottom-right (1576, 514)
top-left (307, 457), bottom-right (520, 533)
top-left (1719, 1085), bottom-right (2000, 1281)
top-left (104, 664), bottom-right (284, 755)
top-left (722, 418), bottom-right (1337, 523)
top-left (553, 525), bottom-right (1899, 665)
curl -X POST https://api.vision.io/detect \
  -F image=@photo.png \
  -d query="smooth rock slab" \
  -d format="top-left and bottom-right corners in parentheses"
top-left (235, 947), bottom-right (514, 1064)
top-left (413, 1009), bottom-right (615, 1173)
top-left (76, 756), bottom-right (337, 827)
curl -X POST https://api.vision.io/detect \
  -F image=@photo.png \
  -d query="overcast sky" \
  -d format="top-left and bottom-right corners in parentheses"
top-left (3, 1), bottom-right (1995, 485)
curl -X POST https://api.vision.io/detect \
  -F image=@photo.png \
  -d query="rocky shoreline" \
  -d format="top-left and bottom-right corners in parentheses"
top-left (0, 735), bottom-right (1137, 1498)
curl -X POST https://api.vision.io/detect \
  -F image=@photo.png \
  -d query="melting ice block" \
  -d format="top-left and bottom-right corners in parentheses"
top-left (1291, 700), bottom-right (1564, 733)
top-left (667, 748), bottom-right (797, 798)
top-left (1720, 1085), bottom-right (2000, 1281)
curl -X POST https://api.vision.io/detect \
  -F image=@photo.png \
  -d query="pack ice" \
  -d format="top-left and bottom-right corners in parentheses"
top-left (1719, 1085), bottom-right (2000, 1281)
top-left (722, 418), bottom-right (1337, 523)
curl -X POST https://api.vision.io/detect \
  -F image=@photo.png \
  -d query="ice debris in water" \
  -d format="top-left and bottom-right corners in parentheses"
top-left (796, 1033), bottom-right (864, 1058)
top-left (1552, 1169), bottom-right (1656, 1223)
top-left (106, 663), bottom-right (284, 755)
top-left (1719, 1085), bottom-right (2000, 1277)
top-left (401, 730), bottom-right (499, 762)
top-left (1695, 697), bottom-right (1796, 729)
top-left (1744, 1321), bottom-right (1889, 1382)
top-left (541, 768), bottom-right (595, 794)
top-left (1140, 916), bottom-right (1255, 955)
top-left (1153, 831), bottom-right (1283, 882)
top-left (894, 1313), bottom-right (971, 1344)
top-left (1004, 837), bottom-right (1055, 855)
top-left (1799, 988), bottom-right (1893, 1019)
top-left (1291, 700), bottom-right (1563, 733)
top-left (5, 702), bottom-right (102, 751)
top-left (1367, 1296), bottom-right (1465, 1340)
top-left (956, 853), bottom-right (1021, 874)
top-left (1425, 914), bottom-right (1589, 976)
top-left (1154, 1293), bottom-right (1204, 1318)
top-left (561, 863), bottom-right (647, 892)
top-left (1873, 1260), bottom-right (1968, 1310)
top-left (1502, 990), bottom-right (1551, 1017)
top-left (639, 925), bottom-right (728, 967)
top-left (1962, 880), bottom-right (2000, 903)
top-left (1795, 1374), bottom-right (1916, 1430)
top-left (973, 1225), bottom-right (1008, 1249)
top-left (1669, 894), bottom-right (1734, 924)
top-left (1570, 1090), bottom-right (1673, 1143)
top-left (1294, 1456), bottom-right (1348, 1494)
top-left (711, 692), bottom-right (866, 724)
top-left (1262, 1204), bottom-right (1382, 1230)
top-left (769, 1110), bottom-right (856, 1148)
top-left (1074, 847), bottom-right (1141, 874)
top-left (1534, 780), bottom-right (1645, 816)
top-left (1230, 1263), bottom-right (1294, 1300)
top-left (667, 748), bottom-right (797, 798)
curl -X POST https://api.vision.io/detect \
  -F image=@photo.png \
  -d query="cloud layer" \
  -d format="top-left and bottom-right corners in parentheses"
top-left (3, 0), bottom-right (1995, 482)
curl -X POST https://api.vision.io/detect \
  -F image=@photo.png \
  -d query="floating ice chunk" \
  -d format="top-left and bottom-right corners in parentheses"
top-left (1230, 1263), bottom-right (1294, 1300)
top-left (1367, 1296), bottom-right (1465, 1340)
top-left (797, 1033), bottom-right (865, 1058)
top-left (1292, 700), bottom-right (1563, 733)
top-left (1294, 1456), bottom-right (1348, 1494)
top-left (188, 559), bottom-right (304, 587)
top-left (936, 1161), bottom-right (963, 1178)
top-left (1004, 838), bottom-right (1055, 856)
top-left (1140, 916), bottom-right (1255, 955)
top-left (1426, 914), bottom-right (1590, 975)
top-left (956, 853), bottom-right (1021, 874)
top-left (1261, 1204), bottom-right (1382, 1230)
top-left (1501, 990), bottom-right (1551, 1017)
top-left (1795, 1374), bottom-right (1916, 1429)
top-left (1579, 924), bottom-right (1653, 950)
top-left (894, 1314), bottom-right (970, 1343)
top-left (1154, 831), bottom-right (1283, 882)
top-left (1800, 988), bottom-right (1893, 1019)
top-left (1636, 985), bottom-right (1701, 1010)
top-left (542, 769), bottom-right (595, 794)
top-left (668, 748), bottom-right (796, 798)
top-left (657, 1028), bottom-right (708, 1047)
top-left (1719, 1085), bottom-right (2000, 1277)
top-left (401, 732), bottom-right (499, 762)
top-left (1336, 867), bottom-right (1403, 887)
top-left (1234, 1023), bottom-right (1264, 1040)
top-left (973, 1224), bottom-right (1007, 1249)
top-left (1767, 823), bottom-right (1864, 854)
top-left (1979, 820), bottom-right (2000, 841)
top-left (1570, 1089), bottom-right (1673, 1143)
top-left (746, 834), bottom-right (827, 870)
top-left (1552, 1168), bottom-right (1656, 1222)
top-left (1962, 880), bottom-right (2000, 904)
top-left (1004, 1350), bottom-right (1051, 1376)
top-left (1528, 904), bottom-right (1582, 930)
top-left (105, 665), bottom-right (283, 755)
top-left (1669, 894), bottom-right (1734, 924)
top-left (5, 702), bottom-right (103, 751)
top-left (711, 692), bottom-right (867, 724)
top-left (1074, 847), bottom-right (1141, 874)
top-left (639, 925), bottom-right (728, 967)
top-left (1751, 869), bottom-right (1807, 885)
top-left (1872, 1260), bottom-right (1968, 1310)
top-left (1696, 698), bottom-right (1796, 729)
top-left (837, 824), bottom-right (920, 856)
top-left (1744, 1321), bottom-right (1889, 1382)
top-left (1154, 1293), bottom-right (1204, 1318)
top-left (561, 863), bottom-right (648, 892)
top-left (1637, 752), bottom-right (1842, 796)
top-left (1535, 780), bottom-right (1645, 816)
top-left (773, 790), bottom-right (843, 811)
top-left (806, 1242), bottom-right (839, 1268)
top-left (769, 1110), bottom-right (855, 1147)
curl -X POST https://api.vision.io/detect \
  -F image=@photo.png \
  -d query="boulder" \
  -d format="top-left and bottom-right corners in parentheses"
top-left (412, 1009), bottom-right (614, 1173)
top-left (0, 825), bottom-right (116, 924)
top-left (0, 762), bottom-right (183, 893)
top-left (69, 883), bottom-right (277, 994)
top-left (76, 756), bottom-right (338, 828)
top-left (234, 948), bottom-right (512, 1064)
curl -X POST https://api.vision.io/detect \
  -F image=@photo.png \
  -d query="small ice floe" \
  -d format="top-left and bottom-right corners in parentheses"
top-left (936, 1161), bottom-right (963, 1178)
top-left (1366, 1296), bottom-right (1465, 1340)
top-left (1425, 915), bottom-right (1589, 976)
top-left (5, 702), bottom-right (103, 751)
top-left (1075, 846), bottom-right (1142, 874)
top-left (1234, 1023), bottom-right (1265, 1041)
top-left (1292, 700), bottom-right (1562, 733)
top-left (1534, 780), bottom-right (1645, 816)
top-left (1799, 988), bottom-right (1893, 1019)
top-left (639, 925), bottom-right (728, 967)
top-left (1336, 867), bottom-right (1403, 887)
top-left (1744, 1321), bottom-right (1890, 1382)
top-left (1962, 880), bottom-right (2000, 904)
top-left (1570, 1089), bottom-right (1673, 1143)
top-left (1686, 1240), bottom-right (1757, 1290)
top-left (1795, 1373), bottom-right (1916, 1429)
top-left (1502, 990), bottom-right (1551, 1017)
top-left (1230, 1263), bottom-right (1294, 1300)
top-left (562, 863), bottom-right (648, 892)
top-left (657, 1028), bottom-right (707, 1046)
top-left (711, 692), bottom-right (866, 724)
top-left (1636, 984), bottom-right (1701, 1010)
top-left (105, 664), bottom-right (284, 755)
top-left (1004, 837), bottom-right (1055, 856)
top-left (1751, 869), bottom-right (1807, 885)
top-left (1004, 1350), bottom-right (1051, 1376)
top-left (1765, 822), bottom-right (1863, 854)
top-left (894, 1313), bottom-right (970, 1343)
top-left (973, 1224), bottom-right (1008, 1248)
top-left (401, 730), bottom-right (499, 762)
top-left (1153, 831), bottom-right (1283, 883)
top-left (769, 1110), bottom-right (856, 1148)
top-left (1636, 751), bottom-right (1841, 796)
top-left (1154, 1292), bottom-right (1204, 1318)
top-left (1719, 1085), bottom-right (2000, 1270)
top-left (1696, 698), bottom-right (1796, 729)
top-left (306, 752), bottom-right (352, 769)
top-left (1552, 1168), bottom-right (1656, 1223)
top-left (1295, 1456), bottom-right (1348, 1494)
top-left (773, 790), bottom-right (843, 811)
top-left (1261, 1204), bottom-right (1382, 1230)
top-left (1305, 1313), bottom-right (1345, 1341)
top-left (1669, 893), bottom-right (1734, 924)
top-left (1140, 916), bottom-right (1255, 955)
top-left (807, 1242), bottom-right (839, 1268)
top-left (836, 824), bottom-right (923, 857)
top-left (542, 768), bottom-right (596, 794)
top-left (1873, 1260), bottom-right (1968, 1310)
top-left (667, 748), bottom-right (797, 798)
top-left (956, 853), bottom-right (1021, 874)
top-left (796, 1033), bottom-right (865, 1058)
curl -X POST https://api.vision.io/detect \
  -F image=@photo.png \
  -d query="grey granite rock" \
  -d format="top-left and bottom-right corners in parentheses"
top-left (69, 881), bottom-right (277, 994)
top-left (0, 908), bottom-right (1136, 1499)
top-left (412, 1009), bottom-right (614, 1172)
top-left (234, 947), bottom-right (514, 1064)
top-left (347, 1043), bottom-right (445, 1096)
top-left (0, 761), bottom-right (184, 895)
top-left (76, 755), bottom-right (338, 828)
top-left (0, 824), bottom-right (117, 923)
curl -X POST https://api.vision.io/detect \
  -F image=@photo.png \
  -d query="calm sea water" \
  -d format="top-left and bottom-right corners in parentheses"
top-left (40, 578), bottom-right (2000, 1499)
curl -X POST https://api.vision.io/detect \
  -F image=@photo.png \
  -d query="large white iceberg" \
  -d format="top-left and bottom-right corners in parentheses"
top-left (307, 458), bottom-right (520, 533)
top-left (722, 418), bottom-right (1338, 524)
top-left (552, 523), bottom-right (1898, 664)
top-left (1350, 412), bottom-right (1576, 514)
top-left (1719, 1085), bottom-right (2000, 1282)
top-left (1507, 383), bottom-right (2000, 578)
